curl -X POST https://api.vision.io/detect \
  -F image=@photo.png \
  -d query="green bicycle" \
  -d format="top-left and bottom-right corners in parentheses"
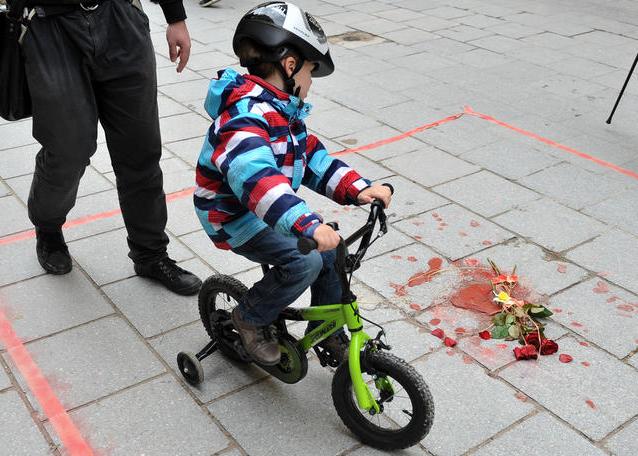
top-left (177, 199), bottom-right (434, 450)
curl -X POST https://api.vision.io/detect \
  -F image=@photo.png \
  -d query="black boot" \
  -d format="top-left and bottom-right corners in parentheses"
top-left (134, 257), bottom-right (202, 295)
top-left (35, 228), bottom-right (72, 275)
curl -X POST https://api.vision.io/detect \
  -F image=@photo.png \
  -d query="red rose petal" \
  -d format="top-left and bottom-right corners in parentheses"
top-left (540, 339), bottom-right (559, 355)
top-left (431, 328), bottom-right (445, 339)
top-left (585, 399), bottom-right (596, 409)
top-left (478, 330), bottom-right (491, 340)
top-left (443, 337), bottom-right (457, 347)
top-left (514, 344), bottom-right (538, 360)
top-left (429, 318), bottom-right (441, 326)
top-left (454, 327), bottom-right (466, 334)
top-left (559, 354), bottom-right (573, 363)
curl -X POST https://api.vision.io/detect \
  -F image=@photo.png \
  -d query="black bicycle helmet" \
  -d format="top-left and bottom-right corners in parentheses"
top-left (233, 2), bottom-right (334, 94)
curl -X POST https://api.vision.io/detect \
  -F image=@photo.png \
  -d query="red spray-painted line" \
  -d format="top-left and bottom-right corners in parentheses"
top-left (0, 112), bottom-right (464, 247)
top-left (464, 105), bottom-right (638, 181)
top-left (330, 111), bottom-right (465, 157)
top-left (0, 309), bottom-right (94, 455)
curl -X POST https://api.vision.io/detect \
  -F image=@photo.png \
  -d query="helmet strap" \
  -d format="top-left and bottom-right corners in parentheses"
top-left (278, 57), bottom-right (305, 96)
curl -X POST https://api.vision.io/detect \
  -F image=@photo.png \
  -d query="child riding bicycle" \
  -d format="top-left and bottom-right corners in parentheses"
top-left (194, 1), bottom-right (392, 366)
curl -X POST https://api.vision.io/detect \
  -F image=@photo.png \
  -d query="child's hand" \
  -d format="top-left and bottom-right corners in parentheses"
top-left (357, 184), bottom-right (392, 208)
top-left (312, 224), bottom-right (341, 252)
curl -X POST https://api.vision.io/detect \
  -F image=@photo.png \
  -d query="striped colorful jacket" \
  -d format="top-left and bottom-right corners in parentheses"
top-left (194, 68), bottom-right (370, 250)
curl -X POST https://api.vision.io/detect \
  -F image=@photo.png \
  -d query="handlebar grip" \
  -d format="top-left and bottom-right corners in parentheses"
top-left (298, 237), bottom-right (318, 255)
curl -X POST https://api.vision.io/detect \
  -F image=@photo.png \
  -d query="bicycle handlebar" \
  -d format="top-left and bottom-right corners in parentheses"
top-left (297, 183), bottom-right (393, 255)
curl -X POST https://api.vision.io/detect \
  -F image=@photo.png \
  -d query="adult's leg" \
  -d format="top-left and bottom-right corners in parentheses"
top-left (91, 0), bottom-right (168, 264)
top-left (22, 12), bottom-right (98, 231)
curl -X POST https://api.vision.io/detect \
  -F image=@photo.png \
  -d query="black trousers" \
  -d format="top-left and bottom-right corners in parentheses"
top-left (22, 0), bottom-right (169, 263)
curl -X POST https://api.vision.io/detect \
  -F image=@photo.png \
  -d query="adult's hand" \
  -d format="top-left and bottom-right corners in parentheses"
top-left (166, 21), bottom-right (191, 72)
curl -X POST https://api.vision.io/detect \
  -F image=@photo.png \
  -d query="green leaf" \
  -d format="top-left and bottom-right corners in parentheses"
top-left (491, 325), bottom-right (510, 339)
top-left (508, 325), bottom-right (521, 338)
top-left (493, 312), bottom-right (506, 326)
top-left (505, 314), bottom-right (516, 325)
top-left (530, 306), bottom-right (553, 318)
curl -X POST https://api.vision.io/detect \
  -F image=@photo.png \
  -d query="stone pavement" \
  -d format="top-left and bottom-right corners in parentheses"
top-left (1, 0), bottom-right (638, 454)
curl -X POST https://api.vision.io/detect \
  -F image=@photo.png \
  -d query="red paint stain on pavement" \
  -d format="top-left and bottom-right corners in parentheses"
top-left (459, 230), bottom-right (468, 237)
top-left (407, 256), bottom-right (418, 262)
top-left (557, 264), bottom-right (567, 274)
top-left (482, 240), bottom-right (493, 246)
top-left (463, 258), bottom-right (480, 267)
top-left (414, 235), bottom-right (423, 240)
top-left (391, 255), bottom-right (402, 260)
top-left (552, 308), bottom-right (563, 313)
top-left (454, 327), bottom-right (466, 334)
top-left (429, 318), bottom-right (441, 326)
top-left (463, 355), bottom-right (474, 364)
top-left (496, 343), bottom-right (509, 349)
top-left (411, 220), bottom-right (424, 226)
top-left (390, 282), bottom-right (407, 297)
top-left (0, 310), bottom-right (94, 455)
top-left (407, 257), bottom-right (443, 287)
top-left (579, 341), bottom-right (589, 347)
top-left (585, 399), bottom-right (596, 410)
top-left (410, 303), bottom-right (422, 311)
top-left (432, 212), bottom-right (439, 219)
top-left (450, 283), bottom-right (501, 315)
top-left (617, 304), bottom-right (634, 312)
top-left (581, 361), bottom-right (591, 367)
top-left (607, 296), bottom-right (619, 303)
top-left (470, 220), bottom-right (480, 227)
top-left (571, 321), bottom-right (584, 328)
top-left (593, 281), bottom-right (610, 294)
top-left (515, 392), bottom-right (528, 402)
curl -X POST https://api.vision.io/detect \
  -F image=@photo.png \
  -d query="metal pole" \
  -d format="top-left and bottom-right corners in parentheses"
top-left (606, 52), bottom-right (638, 124)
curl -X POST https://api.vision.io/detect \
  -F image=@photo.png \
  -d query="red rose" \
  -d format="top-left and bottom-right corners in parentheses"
top-left (444, 337), bottom-right (457, 347)
top-left (540, 339), bottom-right (558, 355)
top-left (524, 332), bottom-right (541, 349)
top-left (431, 328), bottom-right (445, 339)
top-left (478, 330), bottom-right (491, 340)
top-left (513, 344), bottom-right (538, 360)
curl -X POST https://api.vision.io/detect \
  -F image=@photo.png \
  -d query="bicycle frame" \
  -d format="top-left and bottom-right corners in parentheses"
top-left (296, 301), bottom-right (379, 413)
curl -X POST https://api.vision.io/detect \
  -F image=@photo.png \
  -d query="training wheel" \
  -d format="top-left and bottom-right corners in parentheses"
top-left (177, 351), bottom-right (204, 386)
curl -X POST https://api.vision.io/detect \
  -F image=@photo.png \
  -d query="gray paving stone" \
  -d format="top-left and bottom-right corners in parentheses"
top-left (0, 120), bottom-right (35, 150)
top-left (415, 116), bottom-right (508, 156)
top-left (336, 152), bottom-right (394, 181)
top-left (62, 190), bottom-right (125, 242)
top-left (368, 175), bottom-right (448, 221)
top-left (395, 204), bottom-right (514, 260)
top-left (349, 443), bottom-right (428, 455)
top-left (0, 270), bottom-right (113, 344)
top-left (46, 376), bottom-right (228, 455)
top-left (69, 228), bottom-right (193, 286)
top-left (549, 279), bottom-right (637, 358)
top-left (381, 319), bottom-right (440, 363)
top-left (309, 106), bottom-right (381, 139)
top-left (493, 198), bottom-right (607, 253)
top-left (333, 125), bottom-right (419, 162)
top-left (606, 419), bottom-right (638, 456)
top-left (0, 144), bottom-right (39, 179)
top-left (499, 337), bottom-right (638, 440)
top-left (103, 258), bottom-right (209, 338)
top-left (0, 238), bottom-right (45, 287)
top-left (0, 195), bottom-right (30, 237)
top-left (381, 28), bottom-right (439, 46)
top-left (583, 188), bottom-right (638, 237)
top-left (382, 148), bottom-right (479, 188)
top-left (157, 78), bottom-right (211, 104)
top-left (208, 360), bottom-right (359, 456)
top-left (414, 350), bottom-right (533, 455)
top-left (167, 195), bottom-right (202, 236)
top-left (518, 163), bottom-right (630, 211)
top-left (433, 170), bottom-right (540, 217)
top-left (0, 179), bottom-right (10, 197)
top-left (566, 229), bottom-right (638, 295)
top-left (156, 67), bottom-right (203, 87)
top-left (354, 243), bottom-right (455, 313)
top-left (0, 364), bottom-right (11, 390)
top-left (164, 136), bottom-right (206, 167)
top-left (157, 93), bottom-right (191, 118)
top-left (522, 32), bottom-right (578, 49)
top-left (473, 412), bottom-right (607, 456)
top-left (468, 35), bottom-right (522, 53)
top-left (7, 316), bottom-right (165, 414)
top-left (179, 229), bottom-right (253, 275)
top-left (471, 239), bottom-right (588, 296)
top-left (0, 391), bottom-right (50, 455)
top-left (158, 112), bottom-right (210, 143)
top-left (150, 322), bottom-right (267, 403)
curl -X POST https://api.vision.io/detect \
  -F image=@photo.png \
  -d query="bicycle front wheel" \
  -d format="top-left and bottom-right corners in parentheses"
top-left (332, 351), bottom-right (434, 450)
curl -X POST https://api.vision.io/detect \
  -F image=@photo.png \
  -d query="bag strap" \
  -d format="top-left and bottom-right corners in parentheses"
top-left (7, 0), bottom-right (30, 21)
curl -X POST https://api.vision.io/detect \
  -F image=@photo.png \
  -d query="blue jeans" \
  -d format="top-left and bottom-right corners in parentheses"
top-left (232, 228), bottom-right (342, 327)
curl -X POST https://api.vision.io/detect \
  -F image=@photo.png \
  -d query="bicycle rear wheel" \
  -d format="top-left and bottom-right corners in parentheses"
top-left (332, 351), bottom-right (434, 450)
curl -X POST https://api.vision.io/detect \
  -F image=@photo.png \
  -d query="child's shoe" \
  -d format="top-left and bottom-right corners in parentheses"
top-left (231, 308), bottom-right (281, 366)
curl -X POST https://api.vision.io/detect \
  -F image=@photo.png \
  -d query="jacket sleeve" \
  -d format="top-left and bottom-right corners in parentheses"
top-left (150, 0), bottom-right (186, 24)
top-left (302, 134), bottom-right (371, 205)
top-left (211, 113), bottom-right (322, 238)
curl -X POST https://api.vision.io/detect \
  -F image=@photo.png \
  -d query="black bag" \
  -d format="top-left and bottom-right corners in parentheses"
top-left (0, 0), bottom-right (32, 121)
